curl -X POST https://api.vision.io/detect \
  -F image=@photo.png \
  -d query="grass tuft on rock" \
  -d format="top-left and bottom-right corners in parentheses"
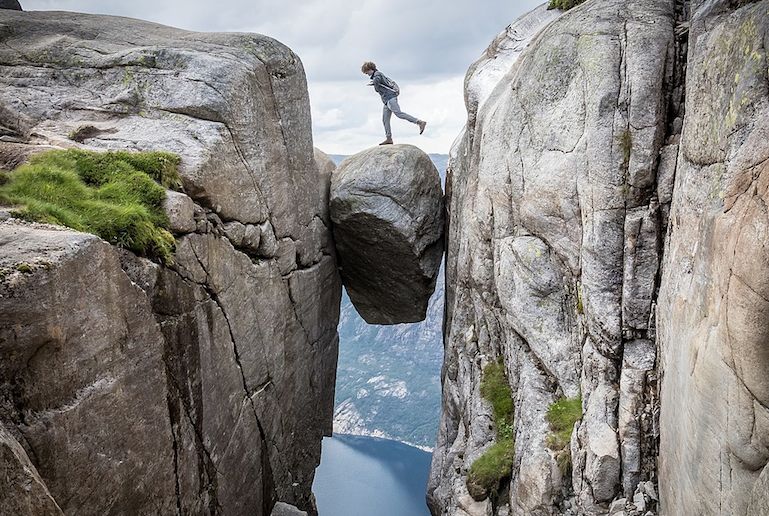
top-left (545, 396), bottom-right (582, 475)
top-left (0, 149), bottom-right (181, 263)
top-left (467, 438), bottom-right (515, 499)
top-left (548, 0), bottom-right (587, 10)
top-left (467, 360), bottom-right (516, 500)
top-left (480, 359), bottom-right (515, 440)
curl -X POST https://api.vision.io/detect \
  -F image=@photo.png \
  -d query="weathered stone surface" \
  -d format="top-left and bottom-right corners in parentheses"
top-left (0, 422), bottom-right (62, 515)
top-left (658, 2), bottom-right (769, 514)
top-left (0, 9), bottom-right (341, 516)
top-left (161, 231), bottom-right (341, 513)
top-left (0, 142), bottom-right (50, 171)
top-left (463, 3), bottom-right (561, 135)
top-left (433, 0), bottom-right (769, 514)
top-left (608, 498), bottom-right (626, 516)
top-left (0, 219), bottom-right (341, 515)
top-left (244, 223), bottom-right (262, 251)
top-left (748, 464), bottom-right (769, 515)
top-left (276, 237), bottom-right (298, 275)
top-left (618, 340), bottom-right (655, 498)
top-left (0, 8), bottom-right (318, 242)
top-left (163, 189), bottom-right (196, 233)
top-left (0, 221), bottom-right (178, 515)
top-left (313, 147), bottom-right (335, 225)
top-left (257, 220), bottom-right (280, 258)
top-left (457, 492), bottom-right (492, 516)
top-left (330, 144), bottom-right (444, 324)
top-left (271, 501), bottom-right (308, 516)
top-left (508, 353), bottom-right (560, 515)
top-left (429, 0), bottom-right (676, 514)
top-left (223, 220), bottom-right (247, 246)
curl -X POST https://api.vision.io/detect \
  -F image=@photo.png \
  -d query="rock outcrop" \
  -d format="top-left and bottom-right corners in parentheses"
top-left (431, 0), bottom-right (769, 515)
top-left (0, 10), bottom-right (339, 516)
top-left (430, 0), bottom-right (679, 514)
top-left (330, 145), bottom-right (444, 324)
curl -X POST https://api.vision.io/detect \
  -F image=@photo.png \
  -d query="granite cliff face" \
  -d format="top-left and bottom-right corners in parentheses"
top-left (658, 2), bottom-right (769, 514)
top-left (430, 0), bottom-right (769, 515)
top-left (0, 10), bottom-right (339, 516)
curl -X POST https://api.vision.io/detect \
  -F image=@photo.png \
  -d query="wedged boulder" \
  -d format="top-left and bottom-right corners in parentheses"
top-left (330, 144), bottom-right (443, 324)
top-left (0, 1), bottom-right (21, 11)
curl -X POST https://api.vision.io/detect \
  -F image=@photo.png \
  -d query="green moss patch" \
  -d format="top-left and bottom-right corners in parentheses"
top-left (548, 0), bottom-right (587, 10)
top-left (480, 360), bottom-right (515, 440)
top-left (14, 262), bottom-right (33, 273)
top-left (467, 360), bottom-right (516, 500)
top-left (620, 129), bottom-right (633, 166)
top-left (545, 396), bottom-right (582, 474)
top-left (0, 149), bottom-right (181, 263)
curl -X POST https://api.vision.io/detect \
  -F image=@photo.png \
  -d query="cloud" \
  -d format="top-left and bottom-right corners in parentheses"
top-left (310, 75), bottom-right (465, 154)
top-left (22, 0), bottom-right (544, 153)
top-left (231, 0), bottom-right (545, 82)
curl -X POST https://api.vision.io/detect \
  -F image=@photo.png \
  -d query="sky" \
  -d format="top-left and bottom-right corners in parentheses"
top-left (22, 0), bottom-right (543, 154)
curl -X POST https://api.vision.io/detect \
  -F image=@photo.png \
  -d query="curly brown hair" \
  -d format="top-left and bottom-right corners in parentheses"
top-left (361, 61), bottom-right (377, 73)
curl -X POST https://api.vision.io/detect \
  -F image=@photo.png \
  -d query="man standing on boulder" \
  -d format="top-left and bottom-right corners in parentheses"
top-left (362, 61), bottom-right (427, 145)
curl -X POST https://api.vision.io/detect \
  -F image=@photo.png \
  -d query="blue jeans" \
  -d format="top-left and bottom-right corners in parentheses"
top-left (382, 97), bottom-right (420, 138)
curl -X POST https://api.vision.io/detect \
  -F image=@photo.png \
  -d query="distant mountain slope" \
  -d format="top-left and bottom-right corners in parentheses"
top-left (329, 153), bottom-right (447, 449)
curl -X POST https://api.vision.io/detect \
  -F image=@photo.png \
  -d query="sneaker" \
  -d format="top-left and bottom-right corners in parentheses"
top-left (379, 138), bottom-right (393, 145)
top-left (418, 121), bottom-right (427, 134)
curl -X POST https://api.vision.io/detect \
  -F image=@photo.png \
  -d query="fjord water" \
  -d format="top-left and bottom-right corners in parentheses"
top-left (313, 434), bottom-right (432, 516)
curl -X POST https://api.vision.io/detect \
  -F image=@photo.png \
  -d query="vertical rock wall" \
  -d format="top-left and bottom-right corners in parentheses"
top-left (433, 0), bottom-right (769, 514)
top-left (658, 1), bottom-right (769, 514)
top-left (0, 10), bottom-right (340, 516)
top-left (430, 0), bottom-right (681, 514)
